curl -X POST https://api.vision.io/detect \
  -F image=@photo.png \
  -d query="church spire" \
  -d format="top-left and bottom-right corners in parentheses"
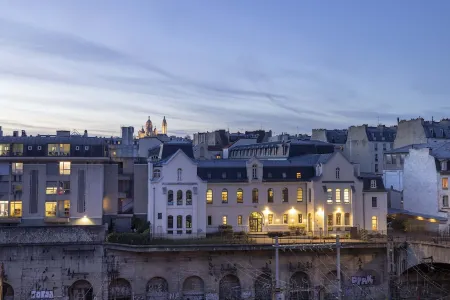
top-left (162, 116), bottom-right (168, 135)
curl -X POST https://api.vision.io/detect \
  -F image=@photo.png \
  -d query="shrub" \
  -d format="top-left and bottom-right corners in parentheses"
top-left (131, 216), bottom-right (150, 233)
top-left (106, 232), bottom-right (150, 245)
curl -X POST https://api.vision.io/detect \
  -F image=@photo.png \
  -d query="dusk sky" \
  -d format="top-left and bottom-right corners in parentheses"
top-left (1, 1), bottom-right (449, 137)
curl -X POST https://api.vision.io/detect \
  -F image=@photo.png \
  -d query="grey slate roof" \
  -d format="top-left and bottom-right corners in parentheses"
top-left (325, 130), bottom-right (348, 144)
top-left (366, 126), bottom-right (396, 142)
top-left (0, 135), bottom-right (108, 145)
top-left (423, 120), bottom-right (450, 139)
top-left (386, 142), bottom-right (450, 159)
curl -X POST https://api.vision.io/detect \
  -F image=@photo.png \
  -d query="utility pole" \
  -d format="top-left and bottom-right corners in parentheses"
top-left (0, 262), bottom-right (4, 300)
top-left (274, 236), bottom-right (284, 300)
top-left (336, 235), bottom-right (342, 300)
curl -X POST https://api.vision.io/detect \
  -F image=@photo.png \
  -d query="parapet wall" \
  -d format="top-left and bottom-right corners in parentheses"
top-left (0, 225), bottom-right (106, 244)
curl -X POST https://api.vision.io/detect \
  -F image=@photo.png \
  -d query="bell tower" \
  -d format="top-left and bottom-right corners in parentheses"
top-left (162, 116), bottom-right (167, 135)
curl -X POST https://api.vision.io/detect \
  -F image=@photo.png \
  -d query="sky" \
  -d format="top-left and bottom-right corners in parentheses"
top-left (1, 0), bottom-right (450, 137)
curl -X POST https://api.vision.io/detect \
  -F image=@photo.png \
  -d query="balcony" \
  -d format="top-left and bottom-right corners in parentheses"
top-left (0, 216), bottom-right (21, 224)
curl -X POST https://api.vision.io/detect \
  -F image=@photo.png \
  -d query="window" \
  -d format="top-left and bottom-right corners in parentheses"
top-left (222, 189), bottom-right (228, 203)
top-left (442, 161), bottom-right (448, 171)
top-left (252, 164), bottom-right (258, 179)
top-left (167, 190), bottom-right (174, 206)
top-left (207, 216), bottom-right (212, 226)
top-left (222, 216), bottom-right (227, 225)
top-left (177, 190), bottom-right (183, 205)
top-left (59, 161), bottom-right (71, 175)
top-left (252, 188), bottom-right (259, 203)
top-left (327, 189), bottom-right (333, 203)
top-left (45, 202), bottom-right (57, 217)
top-left (153, 169), bottom-right (161, 179)
top-left (344, 213), bottom-right (350, 225)
top-left (370, 180), bottom-right (377, 189)
top-left (0, 201), bottom-right (8, 217)
top-left (236, 188), bottom-right (243, 203)
top-left (443, 196), bottom-right (449, 207)
top-left (335, 189), bottom-right (341, 203)
top-left (237, 215), bottom-right (243, 225)
top-left (268, 214), bottom-right (273, 224)
top-left (336, 213), bottom-right (341, 225)
top-left (268, 172), bottom-right (272, 178)
top-left (298, 214), bottom-right (303, 223)
top-left (375, 164), bottom-right (379, 173)
top-left (63, 200), bottom-right (70, 217)
top-left (177, 215), bottom-right (182, 234)
top-left (158, 213), bottom-right (162, 220)
top-left (222, 172), bottom-right (227, 179)
top-left (237, 172), bottom-right (242, 179)
top-left (372, 197), bottom-right (378, 208)
top-left (207, 172), bottom-right (211, 179)
top-left (343, 189), bottom-right (350, 203)
top-left (267, 188), bottom-right (274, 203)
top-left (186, 190), bottom-right (192, 205)
top-left (327, 214), bottom-right (333, 231)
top-left (371, 216), bottom-right (378, 231)
top-left (186, 215), bottom-right (192, 234)
top-left (12, 163), bottom-right (23, 175)
top-left (283, 214), bottom-right (288, 224)
top-left (308, 188), bottom-right (311, 203)
top-left (335, 168), bottom-right (340, 179)
top-left (177, 168), bottom-right (182, 181)
top-left (374, 143), bottom-right (378, 151)
top-left (296, 188), bottom-right (303, 202)
top-left (282, 172), bottom-right (286, 178)
top-left (8, 201), bottom-right (21, 217)
top-left (375, 154), bottom-right (378, 162)
top-left (383, 143), bottom-right (386, 151)
top-left (206, 189), bottom-right (213, 204)
top-left (167, 215), bottom-right (173, 234)
top-left (48, 144), bottom-right (70, 156)
top-left (443, 178), bottom-right (449, 189)
top-left (282, 188), bottom-right (288, 203)
top-left (296, 172), bottom-right (302, 179)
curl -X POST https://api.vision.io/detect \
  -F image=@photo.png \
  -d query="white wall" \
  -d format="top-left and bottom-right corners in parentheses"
top-left (363, 192), bottom-right (388, 232)
top-left (403, 148), bottom-right (442, 217)
top-left (383, 170), bottom-right (403, 191)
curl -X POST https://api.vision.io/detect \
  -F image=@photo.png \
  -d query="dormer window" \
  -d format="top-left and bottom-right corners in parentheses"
top-left (153, 169), bottom-right (161, 179)
top-left (177, 168), bottom-right (182, 181)
top-left (268, 172), bottom-right (272, 178)
top-left (207, 172), bottom-right (211, 179)
top-left (282, 172), bottom-right (286, 179)
top-left (237, 172), bottom-right (242, 179)
top-left (222, 172), bottom-right (227, 179)
top-left (370, 180), bottom-right (377, 189)
top-left (296, 172), bottom-right (302, 179)
top-left (252, 164), bottom-right (258, 179)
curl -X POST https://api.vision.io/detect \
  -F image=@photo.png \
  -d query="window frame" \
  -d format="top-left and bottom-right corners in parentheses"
top-left (221, 189), bottom-right (228, 203)
top-left (296, 188), bottom-right (303, 202)
top-left (206, 189), bottom-right (213, 204)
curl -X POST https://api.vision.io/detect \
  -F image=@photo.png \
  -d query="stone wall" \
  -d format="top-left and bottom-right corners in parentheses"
top-left (0, 225), bottom-right (106, 244)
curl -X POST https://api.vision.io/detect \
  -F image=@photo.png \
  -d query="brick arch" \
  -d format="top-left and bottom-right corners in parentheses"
top-left (109, 278), bottom-right (132, 300)
top-left (69, 280), bottom-right (93, 300)
top-left (288, 271), bottom-right (311, 299)
top-left (254, 273), bottom-right (272, 300)
top-left (182, 276), bottom-right (205, 299)
top-left (146, 276), bottom-right (169, 299)
top-left (219, 274), bottom-right (241, 300)
top-left (2, 282), bottom-right (14, 300)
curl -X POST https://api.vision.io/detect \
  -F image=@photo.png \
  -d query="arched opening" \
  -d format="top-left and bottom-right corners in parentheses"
top-left (322, 270), bottom-right (344, 300)
top-left (2, 282), bottom-right (14, 300)
top-left (249, 212), bottom-right (263, 232)
top-left (182, 276), bottom-right (205, 300)
top-left (395, 263), bottom-right (450, 299)
top-left (146, 277), bottom-right (169, 300)
top-left (69, 280), bottom-right (93, 300)
top-left (289, 271), bottom-right (311, 299)
top-left (109, 278), bottom-right (132, 300)
top-left (254, 273), bottom-right (272, 300)
top-left (219, 274), bottom-right (241, 300)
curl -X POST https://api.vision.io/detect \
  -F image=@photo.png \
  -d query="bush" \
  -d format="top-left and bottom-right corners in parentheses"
top-left (131, 216), bottom-right (150, 233)
top-left (267, 231), bottom-right (284, 238)
top-left (106, 232), bottom-right (150, 245)
top-left (218, 225), bottom-right (233, 233)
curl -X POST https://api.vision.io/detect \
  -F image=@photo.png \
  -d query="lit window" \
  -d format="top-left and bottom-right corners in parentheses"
top-left (222, 216), bottom-right (227, 225)
top-left (177, 168), bottom-right (182, 181)
top-left (0, 201), bottom-right (8, 217)
top-left (222, 189), bottom-right (228, 203)
top-left (10, 201), bottom-right (22, 217)
top-left (327, 189), bottom-right (333, 203)
top-left (335, 189), bottom-right (341, 203)
top-left (59, 162), bottom-right (71, 175)
top-left (327, 214), bottom-right (333, 231)
top-left (282, 188), bottom-right (288, 203)
top-left (370, 180), bottom-right (377, 189)
top-left (296, 172), bottom-right (302, 179)
top-left (252, 188), bottom-right (259, 203)
top-left (344, 189), bottom-right (350, 203)
top-left (12, 162), bottom-right (23, 175)
top-left (236, 188), bottom-right (243, 203)
top-left (336, 213), bottom-right (341, 225)
top-left (371, 216), bottom-right (378, 231)
top-left (206, 189), bottom-right (213, 204)
top-left (283, 214), bottom-right (288, 224)
top-left (46, 181), bottom-right (58, 195)
top-left (296, 188), bottom-right (303, 202)
top-left (267, 188), bottom-right (274, 203)
top-left (335, 168), bottom-right (340, 179)
top-left (63, 200), bottom-right (70, 217)
top-left (45, 202), bottom-right (57, 217)
top-left (443, 178), bottom-right (449, 189)
top-left (268, 214), bottom-right (273, 224)
top-left (237, 215), bottom-right (243, 225)
top-left (186, 215), bottom-right (192, 234)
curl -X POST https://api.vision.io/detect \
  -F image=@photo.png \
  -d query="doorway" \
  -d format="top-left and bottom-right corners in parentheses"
top-left (249, 212), bottom-right (263, 232)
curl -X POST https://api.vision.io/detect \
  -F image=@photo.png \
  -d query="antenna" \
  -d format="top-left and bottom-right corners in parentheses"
top-left (377, 116), bottom-right (380, 125)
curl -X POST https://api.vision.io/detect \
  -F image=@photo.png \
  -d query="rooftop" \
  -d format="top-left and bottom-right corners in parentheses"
top-left (386, 142), bottom-right (450, 159)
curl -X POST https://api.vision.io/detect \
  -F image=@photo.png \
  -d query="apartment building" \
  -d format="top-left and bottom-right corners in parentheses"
top-left (311, 129), bottom-right (347, 152)
top-left (344, 124), bottom-right (396, 174)
top-left (394, 118), bottom-right (450, 149)
top-left (147, 141), bottom-right (388, 238)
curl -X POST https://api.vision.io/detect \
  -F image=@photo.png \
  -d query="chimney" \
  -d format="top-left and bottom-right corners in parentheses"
top-left (397, 117), bottom-right (399, 124)
top-left (13, 131), bottom-right (18, 137)
top-left (21, 130), bottom-right (26, 137)
top-left (83, 130), bottom-right (88, 137)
